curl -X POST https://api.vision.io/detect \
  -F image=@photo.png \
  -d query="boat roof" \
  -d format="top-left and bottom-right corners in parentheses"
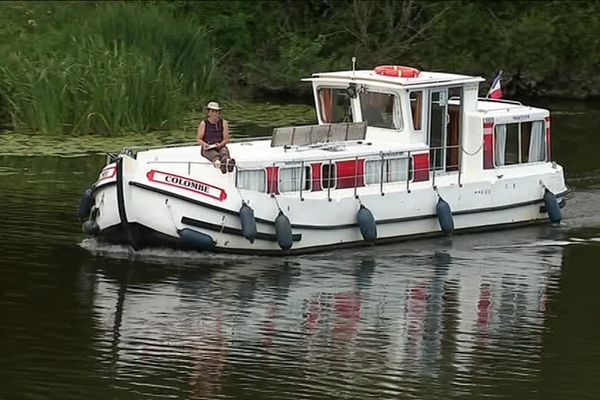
top-left (303, 69), bottom-right (485, 89)
top-left (138, 139), bottom-right (428, 168)
top-left (476, 99), bottom-right (549, 120)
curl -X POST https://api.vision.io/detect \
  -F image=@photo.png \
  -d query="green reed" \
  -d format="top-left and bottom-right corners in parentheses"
top-left (0, 2), bottom-right (220, 135)
top-left (92, 2), bottom-right (220, 103)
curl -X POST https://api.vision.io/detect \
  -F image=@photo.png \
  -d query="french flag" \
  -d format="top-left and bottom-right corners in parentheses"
top-left (487, 70), bottom-right (503, 99)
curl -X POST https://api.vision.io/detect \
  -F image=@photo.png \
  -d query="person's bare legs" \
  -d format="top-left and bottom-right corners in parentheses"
top-left (202, 147), bottom-right (232, 173)
top-left (201, 148), bottom-right (221, 168)
top-left (218, 147), bottom-right (231, 173)
top-left (217, 147), bottom-right (230, 163)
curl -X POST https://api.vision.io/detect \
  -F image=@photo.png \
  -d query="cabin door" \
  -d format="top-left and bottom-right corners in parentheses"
top-left (428, 89), bottom-right (448, 172)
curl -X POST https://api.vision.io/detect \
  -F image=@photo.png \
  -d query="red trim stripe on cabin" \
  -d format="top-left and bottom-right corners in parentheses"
top-left (412, 153), bottom-right (429, 182)
top-left (545, 116), bottom-right (552, 161)
top-left (336, 159), bottom-right (365, 189)
top-left (311, 162), bottom-right (322, 191)
top-left (483, 122), bottom-right (494, 169)
top-left (266, 166), bottom-right (279, 194)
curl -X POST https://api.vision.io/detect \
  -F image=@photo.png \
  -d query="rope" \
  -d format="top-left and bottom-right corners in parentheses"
top-left (272, 193), bottom-right (283, 212)
top-left (164, 199), bottom-right (179, 231)
top-left (235, 172), bottom-right (247, 207)
top-left (461, 141), bottom-right (484, 156)
top-left (356, 196), bottom-right (363, 208)
top-left (219, 215), bottom-right (226, 235)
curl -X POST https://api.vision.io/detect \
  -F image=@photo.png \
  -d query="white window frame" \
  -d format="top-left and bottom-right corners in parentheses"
top-left (494, 120), bottom-right (547, 167)
top-left (316, 86), bottom-right (355, 125)
top-left (237, 169), bottom-right (267, 192)
top-left (409, 90), bottom-right (425, 133)
top-left (358, 89), bottom-right (404, 131)
top-left (364, 156), bottom-right (410, 185)
top-left (278, 165), bottom-right (311, 193)
top-left (321, 162), bottom-right (337, 190)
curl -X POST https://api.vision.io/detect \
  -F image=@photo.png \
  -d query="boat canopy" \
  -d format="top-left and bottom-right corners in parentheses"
top-left (303, 70), bottom-right (485, 90)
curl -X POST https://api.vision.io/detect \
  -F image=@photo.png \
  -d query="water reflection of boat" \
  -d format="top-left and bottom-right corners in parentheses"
top-left (78, 65), bottom-right (568, 254)
top-left (88, 233), bottom-right (564, 397)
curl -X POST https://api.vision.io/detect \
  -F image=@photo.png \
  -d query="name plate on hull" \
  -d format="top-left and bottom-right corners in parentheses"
top-left (146, 170), bottom-right (227, 201)
top-left (95, 164), bottom-right (117, 186)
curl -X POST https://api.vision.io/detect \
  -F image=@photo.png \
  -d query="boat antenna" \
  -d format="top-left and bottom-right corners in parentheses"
top-left (352, 57), bottom-right (356, 79)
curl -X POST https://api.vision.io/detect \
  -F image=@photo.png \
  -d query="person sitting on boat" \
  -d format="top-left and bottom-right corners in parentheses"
top-left (197, 101), bottom-right (236, 173)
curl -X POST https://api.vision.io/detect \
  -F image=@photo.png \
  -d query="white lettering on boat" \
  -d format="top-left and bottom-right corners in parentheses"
top-left (146, 170), bottom-right (227, 201)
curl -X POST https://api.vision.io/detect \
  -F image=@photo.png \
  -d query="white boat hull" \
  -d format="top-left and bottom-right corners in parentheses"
top-left (87, 154), bottom-right (567, 255)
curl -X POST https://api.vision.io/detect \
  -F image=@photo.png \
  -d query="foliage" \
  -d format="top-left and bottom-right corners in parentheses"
top-left (222, 100), bottom-right (316, 128)
top-left (1, 37), bottom-right (188, 135)
top-left (179, 0), bottom-right (600, 98)
top-left (92, 2), bottom-right (219, 104)
top-left (0, 1), bottom-right (220, 135)
top-left (1, 0), bottom-right (599, 136)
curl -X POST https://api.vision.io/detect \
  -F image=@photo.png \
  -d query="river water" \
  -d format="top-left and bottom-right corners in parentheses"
top-left (1, 100), bottom-right (599, 399)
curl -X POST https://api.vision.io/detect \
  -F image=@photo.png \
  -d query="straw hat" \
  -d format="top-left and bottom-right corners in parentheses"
top-left (206, 101), bottom-right (222, 111)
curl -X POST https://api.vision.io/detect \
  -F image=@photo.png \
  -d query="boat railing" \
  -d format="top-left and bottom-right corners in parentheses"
top-left (253, 144), bottom-right (463, 201)
top-left (122, 143), bottom-right (466, 200)
top-left (477, 97), bottom-right (523, 106)
top-left (113, 135), bottom-right (273, 160)
top-left (113, 122), bottom-right (364, 157)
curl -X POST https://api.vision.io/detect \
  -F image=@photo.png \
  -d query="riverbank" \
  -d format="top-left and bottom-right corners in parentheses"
top-left (0, 101), bottom-right (316, 156)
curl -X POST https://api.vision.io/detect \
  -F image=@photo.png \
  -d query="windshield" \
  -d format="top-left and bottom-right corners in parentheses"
top-left (318, 88), bottom-right (353, 123)
top-left (360, 91), bottom-right (401, 130)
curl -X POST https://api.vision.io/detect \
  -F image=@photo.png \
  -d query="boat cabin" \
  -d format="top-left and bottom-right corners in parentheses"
top-left (234, 67), bottom-right (552, 197)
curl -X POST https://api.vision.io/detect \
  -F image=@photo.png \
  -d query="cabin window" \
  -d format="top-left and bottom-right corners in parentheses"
top-left (318, 88), bottom-right (353, 123)
top-left (495, 120), bottom-right (546, 166)
top-left (279, 166), bottom-right (311, 193)
top-left (322, 163), bottom-right (336, 189)
top-left (364, 157), bottom-right (409, 184)
top-left (409, 91), bottom-right (423, 131)
top-left (359, 91), bottom-right (402, 130)
top-left (521, 121), bottom-right (546, 162)
top-left (237, 169), bottom-right (266, 192)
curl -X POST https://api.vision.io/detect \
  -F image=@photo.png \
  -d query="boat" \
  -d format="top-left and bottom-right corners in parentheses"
top-left (78, 65), bottom-right (568, 255)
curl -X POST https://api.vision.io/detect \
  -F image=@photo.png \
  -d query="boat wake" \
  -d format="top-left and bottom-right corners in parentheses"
top-left (78, 238), bottom-right (265, 264)
top-left (472, 236), bottom-right (600, 250)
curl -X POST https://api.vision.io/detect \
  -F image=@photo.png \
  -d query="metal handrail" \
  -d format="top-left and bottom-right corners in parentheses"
top-left (447, 96), bottom-right (523, 107)
top-left (477, 97), bottom-right (523, 106)
top-left (263, 144), bottom-right (464, 198)
top-left (121, 135), bottom-right (273, 154)
top-left (134, 143), bottom-right (469, 199)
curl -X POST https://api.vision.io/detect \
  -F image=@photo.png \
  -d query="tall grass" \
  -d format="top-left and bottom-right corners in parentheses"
top-left (0, 2), bottom-right (220, 135)
top-left (93, 3), bottom-right (220, 102)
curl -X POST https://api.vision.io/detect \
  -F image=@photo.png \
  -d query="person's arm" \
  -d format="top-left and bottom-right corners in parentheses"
top-left (218, 120), bottom-right (230, 148)
top-left (197, 121), bottom-right (207, 149)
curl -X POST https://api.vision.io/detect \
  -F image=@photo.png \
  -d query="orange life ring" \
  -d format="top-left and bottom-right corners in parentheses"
top-left (374, 65), bottom-right (420, 78)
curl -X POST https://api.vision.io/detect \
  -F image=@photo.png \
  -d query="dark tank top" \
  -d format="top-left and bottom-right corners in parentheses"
top-left (204, 118), bottom-right (223, 145)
